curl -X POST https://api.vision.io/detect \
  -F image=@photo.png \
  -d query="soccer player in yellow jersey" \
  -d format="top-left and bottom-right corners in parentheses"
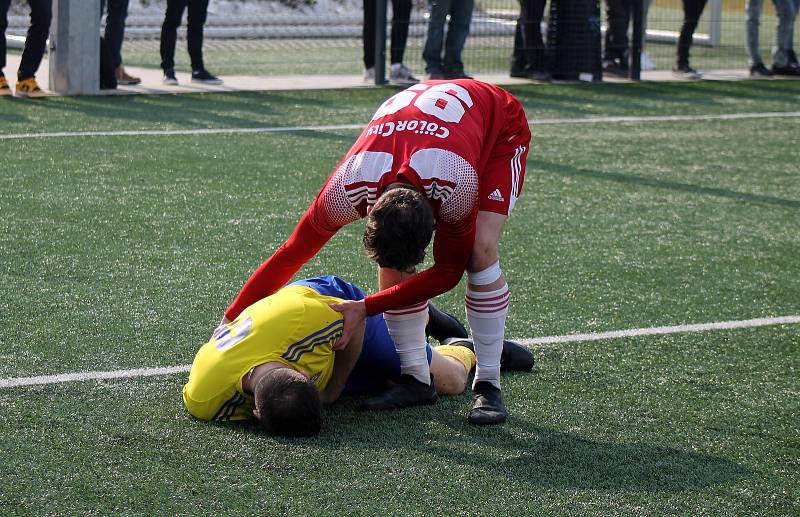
top-left (184, 276), bottom-right (500, 437)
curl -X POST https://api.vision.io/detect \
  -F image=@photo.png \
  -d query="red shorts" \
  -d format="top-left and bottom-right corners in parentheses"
top-left (478, 100), bottom-right (531, 216)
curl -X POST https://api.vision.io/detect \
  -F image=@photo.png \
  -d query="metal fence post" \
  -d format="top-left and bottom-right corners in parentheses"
top-left (708, 0), bottom-right (722, 47)
top-left (49, 0), bottom-right (100, 95)
top-left (374, 0), bottom-right (387, 85)
top-left (630, 0), bottom-right (643, 80)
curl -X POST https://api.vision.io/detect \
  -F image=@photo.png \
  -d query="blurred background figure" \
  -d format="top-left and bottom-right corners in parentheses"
top-left (422, 0), bottom-right (474, 79)
top-left (363, 0), bottom-right (418, 84)
top-left (510, 0), bottom-right (551, 81)
top-left (0, 0), bottom-right (51, 97)
top-left (745, 0), bottom-right (800, 76)
top-left (160, 0), bottom-right (222, 85)
top-left (102, 0), bottom-right (140, 85)
top-left (673, 0), bottom-right (708, 79)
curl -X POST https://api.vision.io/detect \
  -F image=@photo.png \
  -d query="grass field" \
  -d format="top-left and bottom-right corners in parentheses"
top-left (1, 80), bottom-right (799, 514)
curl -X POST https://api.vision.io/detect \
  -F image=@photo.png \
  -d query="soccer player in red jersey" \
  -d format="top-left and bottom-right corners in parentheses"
top-left (224, 79), bottom-right (531, 425)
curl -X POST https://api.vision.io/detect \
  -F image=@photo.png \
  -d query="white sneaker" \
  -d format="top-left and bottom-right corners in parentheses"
top-left (364, 67), bottom-right (375, 83)
top-left (641, 52), bottom-right (656, 71)
top-left (389, 63), bottom-right (419, 85)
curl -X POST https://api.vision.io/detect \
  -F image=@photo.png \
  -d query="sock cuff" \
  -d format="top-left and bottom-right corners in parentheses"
top-left (384, 301), bottom-right (429, 321)
top-left (467, 260), bottom-right (502, 286)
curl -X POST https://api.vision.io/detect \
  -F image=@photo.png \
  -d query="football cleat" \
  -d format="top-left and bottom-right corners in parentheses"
top-left (359, 374), bottom-right (437, 410)
top-left (425, 302), bottom-right (468, 342)
top-left (441, 338), bottom-right (535, 372)
top-left (468, 381), bottom-right (507, 425)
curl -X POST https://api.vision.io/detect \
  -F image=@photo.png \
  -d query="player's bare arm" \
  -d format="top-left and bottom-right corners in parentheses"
top-left (320, 319), bottom-right (366, 404)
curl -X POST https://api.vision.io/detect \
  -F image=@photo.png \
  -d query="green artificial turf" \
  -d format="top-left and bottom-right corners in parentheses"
top-left (0, 80), bottom-right (798, 514)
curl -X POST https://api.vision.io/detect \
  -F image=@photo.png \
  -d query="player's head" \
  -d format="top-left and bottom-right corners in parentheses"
top-left (363, 186), bottom-right (435, 272)
top-left (253, 368), bottom-right (322, 437)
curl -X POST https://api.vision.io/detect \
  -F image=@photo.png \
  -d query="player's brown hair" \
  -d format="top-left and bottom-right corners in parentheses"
top-left (254, 369), bottom-right (322, 437)
top-left (363, 186), bottom-right (435, 272)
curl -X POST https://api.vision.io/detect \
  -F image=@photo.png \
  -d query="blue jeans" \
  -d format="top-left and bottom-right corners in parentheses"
top-left (422, 0), bottom-right (474, 74)
top-left (746, 0), bottom-right (798, 66)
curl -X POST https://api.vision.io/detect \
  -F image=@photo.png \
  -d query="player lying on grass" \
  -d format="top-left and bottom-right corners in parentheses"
top-left (224, 79), bottom-right (531, 425)
top-left (184, 275), bottom-right (533, 437)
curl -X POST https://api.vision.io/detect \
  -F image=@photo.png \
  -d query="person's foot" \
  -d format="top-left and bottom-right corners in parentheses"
top-left (359, 374), bottom-right (437, 410)
top-left (640, 52), bottom-right (656, 71)
top-left (425, 302), bottom-right (468, 342)
top-left (788, 49), bottom-right (799, 66)
top-left (363, 67), bottom-right (375, 83)
top-left (427, 70), bottom-right (446, 80)
top-left (15, 77), bottom-right (50, 98)
top-left (603, 58), bottom-right (628, 77)
top-left (749, 62), bottom-right (774, 77)
top-left (771, 62), bottom-right (800, 76)
top-left (441, 338), bottom-right (535, 372)
top-left (191, 68), bottom-right (223, 85)
top-left (443, 70), bottom-right (473, 80)
top-left (468, 381), bottom-right (507, 425)
top-left (672, 63), bottom-right (703, 80)
top-left (527, 68), bottom-right (551, 82)
top-left (389, 63), bottom-right (419, 85)
top-left (115, 66), bottom-right (141, 85)
top-left (162, 68), bottom-right (178, 85)
top-left (0, 73), bottom-right (11, 96)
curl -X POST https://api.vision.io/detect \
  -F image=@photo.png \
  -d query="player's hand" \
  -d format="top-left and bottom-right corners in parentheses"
top-left (212, 317), bottom-right (231, 339)
top-left (329, 299), bottom-right (367, 350)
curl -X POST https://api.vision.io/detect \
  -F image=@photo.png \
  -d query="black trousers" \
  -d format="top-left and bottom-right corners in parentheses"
top-left (604, 0), bottom-right (632, 61)
top-left (102, 0), bottom-right (130, 70)
top-left (511, 0), bottom-right (548, 71)
top-left (363, 0), bottom-right (412, 69)
top-left (676, 0), bottom-right (708, 66)
top-left (160, 0), bottom-right (209, 71)
top-left (0, 0), bottom-right (51, 80)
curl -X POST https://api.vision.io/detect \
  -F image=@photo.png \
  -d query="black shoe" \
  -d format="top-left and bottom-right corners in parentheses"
top-left (771, 63), bottom-right (800, 76)
top-left (603, 58), bottom-right (629, 77)
top-left (527, 68), bottom-right (551, 82)
top-left (788, 49), bottom-right (799, 66)
top-left (510, 67), bottom-right (528, 79)
top-left (191, 68), bottom-right (223, 85)
top-left (443, 70), bottom-right (473, 80)
top-left (162, 68), bottom-right (178, 85)
top-left (442, 338), bottom-right (535, 372)
top-left (672, 64), bottom-right (703, 79)
top-left (359, 374), bottom-right (437, 410)
top-left (468, 381), bottom-right (507, 425)
top-left (425, 302), bottom-right (468, 342)
top-left (750, 62), bottom-right (774, 77)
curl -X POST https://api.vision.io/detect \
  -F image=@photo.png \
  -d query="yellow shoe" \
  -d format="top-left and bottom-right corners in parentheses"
top-left (0, 74), bottom-right (12, 96)
top-left (15, 77), bottom-right (51, 98)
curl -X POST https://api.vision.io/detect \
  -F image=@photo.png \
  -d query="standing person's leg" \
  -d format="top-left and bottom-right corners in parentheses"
top-left (745, 0), bottom-right (763, 66)
top-left (510, 1), bottom-right (527, 74)
top-left (771, 0), bottom-right (796, 68)
top-left (105, 0), bottom-right (129, 70)
top-left (0, 0), bottom-right (10, 76)
top-left (160, 0), bottom-right (187, 72)
top-left (389, 0), bottom-right (411, 65)
top-left (363, 0), bottom-right (375, 71)
top-left (675, 0), bottom-right (708, 68)
top-left (442, 0), bottom-right (473, 76)
top-left (520, 0), bottom-right (547, 74)
top-left (186, 0), bottom-right (209, 72)
top-left (604, 0), bottom-right (630, 63)
top-left (422, 0), bottom-right (448, 76)
top-left (17, 0), bottom-right (52, 81)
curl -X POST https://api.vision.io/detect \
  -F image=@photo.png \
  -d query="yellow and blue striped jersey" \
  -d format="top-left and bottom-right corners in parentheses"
top-left (183, 284), bottom-right (343, 421)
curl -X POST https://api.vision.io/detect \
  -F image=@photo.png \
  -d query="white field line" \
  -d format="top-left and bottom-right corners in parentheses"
top-left (1, 111), bottom-right (799, 141)
top-left (1, 315), bottom-right (798, 389)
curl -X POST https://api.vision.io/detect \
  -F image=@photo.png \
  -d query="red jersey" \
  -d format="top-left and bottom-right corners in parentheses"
top-left (226, 80), bottom-right (530, 319)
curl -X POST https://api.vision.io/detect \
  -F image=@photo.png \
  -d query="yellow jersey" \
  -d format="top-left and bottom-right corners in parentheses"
top-left (183, 285), bottom-right (343, 421)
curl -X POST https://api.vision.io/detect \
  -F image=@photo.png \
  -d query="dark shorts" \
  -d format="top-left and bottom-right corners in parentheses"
top-left (290, 276), bottom-right (432, 395)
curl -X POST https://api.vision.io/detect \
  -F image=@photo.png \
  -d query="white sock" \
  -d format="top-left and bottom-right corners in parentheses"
top-left (384, 301), bottom-right (431, 385)
top-left (465, 284), bottom-right (509, 390)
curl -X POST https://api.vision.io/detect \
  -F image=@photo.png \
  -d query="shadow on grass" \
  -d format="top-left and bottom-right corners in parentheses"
top-left (537, 160), bottom-right (800, 209)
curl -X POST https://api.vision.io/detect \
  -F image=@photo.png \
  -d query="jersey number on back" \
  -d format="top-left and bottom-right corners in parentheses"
top-left (371, 83), bottom-right (475, 124)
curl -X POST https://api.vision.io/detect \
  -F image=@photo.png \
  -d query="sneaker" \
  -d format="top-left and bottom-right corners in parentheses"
top-left (389, 63), bottom-right (418, 85)
top-left (15, 77), bottom-right (50, 98)
top-left (441, 338), bottom-right (535, 372)
top-left (672, 64), bottom-right (703, 79)
top-left (162, 68), bottom-right (178, 85)
top-left (115, 66), bottom-right (141, 85)
top-left (359, 374), bottom-right (437, 410)
top-left (443, 70), bottom-right (473, 80)
top-left (750, 62), bottom-right (774, 77)
top-left (0, 74), bottom-right (11, 96)
top-left (363, 67), bottom-right (375, 83)
top-left (425, 302), bottom-right (468, 343)
top-left (603, 58), bottom-right (629, 77)
top-left (641, 52), bottom-right (656, 71)
top-left (468, 381), bottom-right (507, 425)
top-left (191, 68), bottom-right (223, 85)
top-left (771, 62), bottom-right (800, 76)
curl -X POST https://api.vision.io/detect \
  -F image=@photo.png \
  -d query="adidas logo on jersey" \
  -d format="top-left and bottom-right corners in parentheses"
top-left (488, 189), bottom-right (504, 202)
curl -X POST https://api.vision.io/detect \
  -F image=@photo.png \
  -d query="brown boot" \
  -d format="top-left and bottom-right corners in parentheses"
top-left (115, 66), bottom-right (141, 85)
